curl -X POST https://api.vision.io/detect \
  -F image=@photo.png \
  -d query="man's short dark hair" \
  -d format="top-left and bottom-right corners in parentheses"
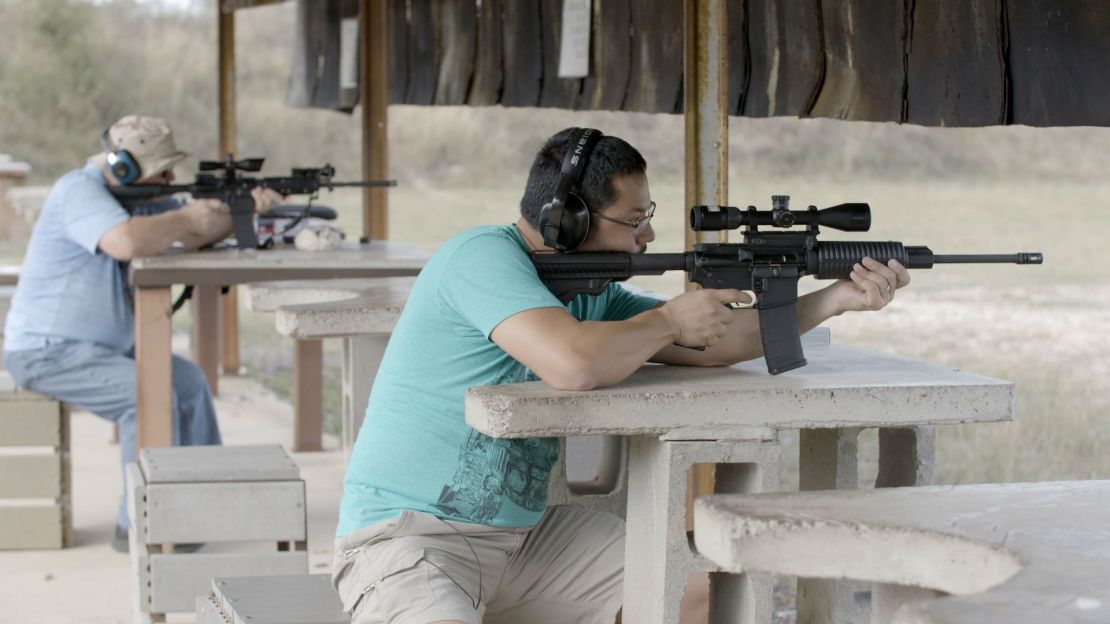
top-left (519, 128), bottom-right (647, 228)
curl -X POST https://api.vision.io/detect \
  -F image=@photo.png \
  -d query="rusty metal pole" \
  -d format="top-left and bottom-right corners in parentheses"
top-left (361, 0), bottom-right (389, 240)
top-left (684, 1), bottom-right (769, 622)
top-left (683, 0), bottom-right (729, 518)
top-left (218, 1), bottom-right (240, 377)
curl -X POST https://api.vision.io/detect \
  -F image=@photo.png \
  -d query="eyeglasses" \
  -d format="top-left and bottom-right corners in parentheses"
top-left (591, 201), bottom-right (656, 232)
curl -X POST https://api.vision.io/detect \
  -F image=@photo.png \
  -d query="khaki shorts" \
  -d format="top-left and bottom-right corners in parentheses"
top-left (332, 505), bottom-right (624, 624)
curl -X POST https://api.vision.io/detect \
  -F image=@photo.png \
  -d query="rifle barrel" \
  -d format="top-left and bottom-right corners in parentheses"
top-left (932, 253), bottom-right (1043, 264)
top-left (328, 180), bottom-right (398, 188)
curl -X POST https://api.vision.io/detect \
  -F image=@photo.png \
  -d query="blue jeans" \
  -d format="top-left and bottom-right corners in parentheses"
top-left (5, 341), bottom-right (222, 527)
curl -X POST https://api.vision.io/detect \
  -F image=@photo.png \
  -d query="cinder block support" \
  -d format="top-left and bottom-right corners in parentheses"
top-left (870, 583), bottom-right (941, 624)
top-left (623, 436), bottom-right (779, 624)
top-left (875, 426), bottom-right (935, 488)
top-left (341, 335), bottom-right (389, 452)
top-left (798, 428), bottom-right (863, 624)
top-left (548, 437), bottom-right (627, 518)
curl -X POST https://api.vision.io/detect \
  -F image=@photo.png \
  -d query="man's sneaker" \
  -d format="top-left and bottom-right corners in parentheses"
top-left (111, 524), bottom-right (129, 553)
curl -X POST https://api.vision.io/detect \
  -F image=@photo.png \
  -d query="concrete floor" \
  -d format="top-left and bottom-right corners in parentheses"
top-left (0, 376), bottom-right (347, 623)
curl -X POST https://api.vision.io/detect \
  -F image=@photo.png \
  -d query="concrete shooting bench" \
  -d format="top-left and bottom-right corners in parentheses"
top-left (694, 480), bottom-right (1110, 624)
top-left (465, 336), bottom-right (1015, 624)
top-left (246, 277), bottom-right (415, 452)
top-left (128, 241), bottom-right (429, 453)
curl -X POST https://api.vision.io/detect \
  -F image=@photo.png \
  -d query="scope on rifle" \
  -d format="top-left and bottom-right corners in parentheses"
top-left (199, 156), bottom-right (264, 173)
top-left (691, 197), bottom-right (871, 233)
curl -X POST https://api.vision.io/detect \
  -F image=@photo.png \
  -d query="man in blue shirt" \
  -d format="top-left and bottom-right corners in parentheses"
top-left (3, 115), bottom-right (281, 552)
top-left (331, 128), bottom-right (909, 624)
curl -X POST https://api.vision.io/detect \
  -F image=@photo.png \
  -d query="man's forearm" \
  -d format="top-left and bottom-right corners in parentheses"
top-left (128, 211), bottom-right (233, 254)
top-left (565, 309), bottom-right (680, 389)
top-left (124, 211), bottom-right (194, 257)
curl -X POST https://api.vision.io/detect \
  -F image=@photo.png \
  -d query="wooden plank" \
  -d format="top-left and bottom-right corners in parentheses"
top-left (135, 286), bottom-right (175, 449)
top-left (726, 0), bottom-right (748, 115)
top-left (292, 339), bottom-right (324, 452)
top-left (501, 0), bottom-right (543, 107)
top-left (579, 0), bottom-right (631, 111)
top-left (432, 1), bottom-right (476, 105)
top-left (906, 0), bottom-right (1006, 126)
top-left (211, 574), bottom-right (347, 624)
top-left (0, 399), bottom-right (62, 447)
top-left (149, 552), bottom-right (308, 614)
top-left (1007, 0), bottom-right (1110, 126)
top-left (405, 0), bottom-right (437, 104)
top-left (0, 502), bottom-right (64, 549)
top-left (468, 0), bottom-right (503, 106)
top-left (810, 0), bottom-right (904, 122)
top-left (0, 453), bottom-right (63, 498)
top-left (625, 0), bottom-right (683, 113)
top-left (145, 481), bottom-right (306, 544)
top-left (538, 0), bottom-right (582, 108)
top-left (218, 2), bottom-right (240, 381)
top-left (140, 445), bottom-right (300, 483)
top-left (388, 0), bottom-right (408, 104)
top-left (192, 285), bottom-right (222, 396)
top-left (743, 0), bottom-right (824, 117)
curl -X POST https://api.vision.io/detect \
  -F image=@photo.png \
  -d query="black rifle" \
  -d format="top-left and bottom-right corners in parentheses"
top-left (108, 154), bottom-right (395, 249)
top-left (531, 196), bottom-right (1043, 375)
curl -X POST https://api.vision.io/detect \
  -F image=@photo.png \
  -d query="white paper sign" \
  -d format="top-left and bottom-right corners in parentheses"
top-left (557, 0), bottom-right (592, 79)
top-left (340, 17), bottom-right (360, 90)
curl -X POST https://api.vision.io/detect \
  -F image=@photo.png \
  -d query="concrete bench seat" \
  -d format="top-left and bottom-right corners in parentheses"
top-left (694, 480), bottom-right (1110, 624)
top-left (247, 277), bottom-right (415, 453)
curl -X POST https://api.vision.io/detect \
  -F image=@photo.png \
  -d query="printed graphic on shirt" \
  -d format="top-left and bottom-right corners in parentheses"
top-left (433, 430), bottom-right (559, 523)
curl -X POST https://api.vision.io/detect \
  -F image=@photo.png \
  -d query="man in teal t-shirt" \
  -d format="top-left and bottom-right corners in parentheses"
top-left (332, 129), bottom-right (910, 624)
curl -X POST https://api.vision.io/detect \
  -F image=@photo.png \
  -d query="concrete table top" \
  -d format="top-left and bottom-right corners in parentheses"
top-left (694, 480), bottom-right (1110, 624)
top-left (247, 277), bottom-right (415, 339)
top-left (0, 265), bottom-right (18, 286)
top-left (129, 240), bottom-right (429, 286)
top-left (465, 344), bottom-right (1014, 439)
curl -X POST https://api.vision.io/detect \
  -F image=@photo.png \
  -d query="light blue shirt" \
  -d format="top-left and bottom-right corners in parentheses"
top-left (337, 225), bottom-right (660, 535)
top-left (4, 163), bottom-right (178, 352)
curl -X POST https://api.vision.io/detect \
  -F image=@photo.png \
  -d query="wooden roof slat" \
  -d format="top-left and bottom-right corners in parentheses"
top-left (538, 0), bottom-right (582, 109)
top-left (625, 0), bottom-right (683, 114)
top-left (432, 2), bottom-right (476, 105)
top-left (387, 0), bottom-right (408, 104)
top-left (906, 0), bottom-right (1006, 127)
top-left (468, 0), bottom-right (503, 105)
top-left (501, 0), bottom-right (543, 107)
top-left (810, 0), bottom-right (904, 122)
top-left (744, 0), bottom-right (825, 118)
top-left (1007, 0), bottom-right (1110, 126)
top-left (404, 0), bottom-right (437, 105)
top-left (579, 0), bottom-right (632, 112)
top-left (726, 0), bottom-right (748, 116)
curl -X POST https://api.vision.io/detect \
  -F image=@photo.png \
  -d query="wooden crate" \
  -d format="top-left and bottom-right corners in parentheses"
top-left (0, 372), bottom-right (71, 550)
top-left (196, 574), bottom-right (348, 624)
top-left (126, 445), bottom-right (309, 622)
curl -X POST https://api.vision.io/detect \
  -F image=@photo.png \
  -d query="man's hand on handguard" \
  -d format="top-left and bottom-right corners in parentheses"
top-left (831, 256), bottom-right (910, 313)
top-left (180, 198), bottom-right (231, 238)
top-left (250, 187), bottom-right (285, 214)
top-left (658, 288), bottom-right (752, 348)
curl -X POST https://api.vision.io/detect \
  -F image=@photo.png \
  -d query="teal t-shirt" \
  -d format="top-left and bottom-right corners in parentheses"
top-left (337, 225), bottom-right (660, 535)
